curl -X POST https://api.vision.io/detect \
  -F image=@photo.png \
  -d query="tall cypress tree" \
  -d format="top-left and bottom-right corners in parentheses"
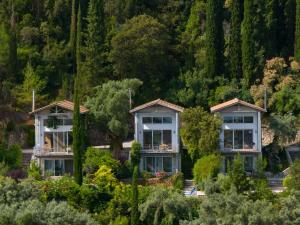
top-left (205, 0), bottom-right (224, 78)
top-left (242, 0), bottom-right (256, 87)
top-left (284, 0), bottom-right (296, 58)
top-left (8, 4), bottom-right (18, 82)
top-left (85, 0), bottom-right (105, 88)
top-left (229, 0), bottom-right (243, 79)
top-left (294, 0), bottom-right (300, 61)
top-left (73, 5), bottom-right (84, 185)
top-left (131, 166), bottom-right (139, 225)
top-left (69, 0), bottom-right (77, 72)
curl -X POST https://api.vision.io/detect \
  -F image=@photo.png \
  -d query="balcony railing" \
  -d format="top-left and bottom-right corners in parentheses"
top-left (143, 144), bottom-right (173, 151)
top-left (34, 147), bottom-right (72, 156)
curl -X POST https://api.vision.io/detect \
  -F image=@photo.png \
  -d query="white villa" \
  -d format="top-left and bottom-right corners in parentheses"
top-left (30, 100), bottom-right (88, 176)
top-left (130, 99), bottom-right (184, 174)
top-left (210, 98), bottom-right (266, 173)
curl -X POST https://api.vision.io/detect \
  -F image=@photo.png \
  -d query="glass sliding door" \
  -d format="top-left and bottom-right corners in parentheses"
top-left (163, 130), bottom-right (172, 148)
top-left (143, 131), bottom-right (152, 149)
top-left (143, 157), bottom-right (173, 173)
top-left (44, 160), bottom-right (55, 176)
top-left (234, 130), bottom-right (243, 149)
top-left (224, 130), bottom-right (233, 149)
top-left (243, 130), bottom-right (253, 149)
top-left (153, 130), bottom-right (162, 149)
top-left (163, 157), bottom-right (172, 173)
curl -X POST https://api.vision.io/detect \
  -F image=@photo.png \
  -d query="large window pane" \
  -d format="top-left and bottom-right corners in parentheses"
top-left (55, 160), bottom-right (64, 176)
top-left (153, 130), bottom-right (162, 149)
top-left (64, 160), bottom-right (73, 175)
top-left (144, 157), bottom-right (154, 172)
top-left (153, 117), bottom-right (162, 124)
top-left (143, 131), bottom-right (152, 149)
top-left (224, 130), bottom-right (233, 149)
top-left (244, 156), bottom-right (253, 172)
top-left (163, 117), bottom-right (172, 124)
top-left (244, 116), bottom-right (253, 123)
top-left (163, 157), bottom-right (172, 173)
top-left (155, 157), bottom-right (163, 172)
top-left (223, 116), bottom-right (233, 123)
top-left (142, 117), bottom-right (152, 124)
top-left (163, 130), bottom-right (172, 148)
top-left (44, 160), bottom-right (54, 176)
top-left (244, 130), bottom-right (253, 149)
top-left (234, 130), bottom-right (243, 149)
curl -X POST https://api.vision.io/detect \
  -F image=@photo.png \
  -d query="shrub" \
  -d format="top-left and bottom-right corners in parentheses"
top-left (141, 171), bottom-right (154, 180)
top-left (117, 161), bottom-right (131, 179)
top-left (155, 171), bottom-right (168, 181)
top-left (170, 172), bottom-right (185, 190)
top-left (0, 162), bottom-right (8, 176)
top-left (6, 169), bottom-right (27, 180)
top-left (83, 147), bottom-right (120, 175)
top-left (0, 144), bottom-right (22, 170)
top-left (130, 141), bottom-right (141, 168)
top-left (193, 154), bottom-right (221, 184)
top-left (93, 165), bottom-right (118, 193)
top-left (283, 159), bottom-right (300, 191)
top-left (27, 160), bottom-right (42, 180)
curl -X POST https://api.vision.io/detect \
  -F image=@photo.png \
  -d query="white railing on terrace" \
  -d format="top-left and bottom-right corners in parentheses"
top-left (143, 144), bottom-right (172, 151)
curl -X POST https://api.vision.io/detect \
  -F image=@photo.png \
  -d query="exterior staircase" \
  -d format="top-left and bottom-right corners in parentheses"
top-left (183, 179), bottom-right (197, 196)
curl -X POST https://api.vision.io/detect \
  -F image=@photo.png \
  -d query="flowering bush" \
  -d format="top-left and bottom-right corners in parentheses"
top-left (155, 171), bottom-right (168, 180)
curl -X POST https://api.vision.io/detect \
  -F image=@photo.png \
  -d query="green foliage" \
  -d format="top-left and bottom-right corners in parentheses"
top-left (93, 165), bottom-right (118, 193)
top-left (229, 154), bottom-right (251, 193)
top-left (27, 160), bottom-right (41, 181)
top-left (180, 107), bottom-right (222, 160)
top-left (111, 15), bottom-right (173, 100)
top-left (295, 0), bottom-right (300, 61)
top-left (83, 147), bottom-right (120, 175)
top-left (170, 172), bottom-right (184, 190)
top-left (85, 79), bottom-right (142, 149)
top-left (205, 0), bottom-right (224, 78)
top-left (130, 166), bottom-right (139, 225)
top-left (0, 144), bottom-right (22, 170)
top-left (130, 141), bottom-right (141, 168)
top-left (283, 159), bottom-right (300, 191)
top-left (193, 154), bottom-right (221, 184)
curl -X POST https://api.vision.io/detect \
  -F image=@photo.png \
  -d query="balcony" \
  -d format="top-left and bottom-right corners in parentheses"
top-left (142, 144), bottom-right (176, 153)
top-left (34, 147), bottom-right (73, 156)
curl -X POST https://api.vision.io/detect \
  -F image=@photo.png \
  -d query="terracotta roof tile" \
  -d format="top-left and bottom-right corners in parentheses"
top-left (130, 99), bottom-right (184, 113)
top-left (30, 100), bottom-right (89, 114)
top-left (210, 98), bottom-right (266, 112)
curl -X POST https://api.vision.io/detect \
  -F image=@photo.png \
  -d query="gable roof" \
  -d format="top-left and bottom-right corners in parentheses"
top-left (130, 99), bottom-right (184, 113)
top-left (210, 98), bottom-right (266, 113)
top-left (30, 100), bottom-right (89, 115)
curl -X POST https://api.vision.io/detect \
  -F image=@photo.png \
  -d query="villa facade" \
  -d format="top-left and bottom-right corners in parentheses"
top-left (210, 98), bottom-right (266, 172)
top-left (130, 99), bottom-right (184, 174)
top-left (30, 100), bottom-right (88, 176)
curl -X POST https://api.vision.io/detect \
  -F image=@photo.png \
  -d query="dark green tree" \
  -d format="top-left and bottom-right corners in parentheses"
top-left (283, 0), bottom-right (296, 57)
top-left (295, 0), bottom-right (300, 61)
top-left (84, 0), bottom-right (105, 90)
top-left (229, 0), bottom-right (243, 79)
top-left (229, 155), bottom-right (250, 193)
top-left (131, 165), bottom-right (139, 225)
top-left (205, 0), bottom-right (224, 78)
top-left (130, 141), bottom-right (141, 168)
top-left (69, 0), bottom-right (77, 72)
top-left (73, 6), bottom-right (84, 185)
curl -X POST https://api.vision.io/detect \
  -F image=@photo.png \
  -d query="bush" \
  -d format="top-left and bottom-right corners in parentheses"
top-left (283, 159), bottom-right (300, 191)
top-left (0, 144), bottom-right (22, 170)
top-left (170, 172), bottom-right (185, 190)
top-left (93, 165), bottom-right (118, 193)
top-left (83, 147), bottom-right (120, 175)
top-left (130, 141), bottom-right (141, 168)
top-left (141, 171), bottom-right (154, 180)
top-left (193, 154), bottom-right (221, 184)
top-left (27, 160), bottom-right (42, 180)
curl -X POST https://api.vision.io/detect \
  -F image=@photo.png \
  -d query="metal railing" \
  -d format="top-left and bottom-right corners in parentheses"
top-left (143, 144), bottom-right (172, 151)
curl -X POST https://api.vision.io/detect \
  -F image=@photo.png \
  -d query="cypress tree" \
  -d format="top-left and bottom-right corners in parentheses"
top-left (69, 0), bottom-right (77, 71)
top-left (242, 0), bottom-right (256, 87)
top-left (73, 5), bottom-right (84, 185)
top-left (284, 0), bottom-right (296, 58)
top-left (8, 5), bottom-right (18, 82)
top-left (205, 0), bottom-right (224, 78)
top-left (85, 0), bottom-right (105, 87)
top-left (229, 0), bottom-right (243, 79)
top-left (131, 166), bottom-right (139, 225)
top-left (294, 0), bottom-right (300, 61)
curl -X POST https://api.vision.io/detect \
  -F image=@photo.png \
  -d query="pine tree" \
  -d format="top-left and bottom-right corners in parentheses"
top-left (294, 0), bottom-right (300, 61)
top-left (73, 5), bottom-right (84, 185)
top-left (84, 0), bottom-right (105, 88)
top-left (131, 165), bottom-right (139, 225)
top-left (229, 0), bottom-right (243, 79)
top-left (205, 0), bottom-right (224, 78)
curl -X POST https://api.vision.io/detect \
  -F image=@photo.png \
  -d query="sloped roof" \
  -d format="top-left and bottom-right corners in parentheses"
top-left (210, 98), bottom-right (266, 113)
top-left (30, 100), bottom-right (89, 114)
top-left (130, 99), bottom-right (184, 113)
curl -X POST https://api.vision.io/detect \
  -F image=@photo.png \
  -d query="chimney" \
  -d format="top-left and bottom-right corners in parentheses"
top-left (32, 89), bottom-right (35, 112)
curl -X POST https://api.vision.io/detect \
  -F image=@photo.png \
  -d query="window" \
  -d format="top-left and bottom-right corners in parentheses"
top-left (143, 130), bottom-right (172, 150)
top-left (153, 117), bottom-right (163, 124)
top-left (224, 130), bottom-right (233, 148)
top-left (223, 116), bottom-right (233, 123)
top-left (234, 116), bottom-right (243, 123)
top-left (224, 129), bottom-right (254, 150)
top-left (234, 130), bottom-right (243, 149)
top-left (244, 156), bottom-right (253, 172)
top-left (244, 116), bottom-right (253, 123)
top-left (45, 160), bottom-right (54, 176)
top-left (143, 157), bottom-right (173, 173)
top-left (244, 130), bottom-right (253, 149)
top-left (143, 117), bottom-right (152, 124)
top-left (163, 117), bottom-right (172, 123)
top-left (143, 131), bottom-right (152, 149)
top-left (44, 159), bottom-right (72, 176)
top-left (55, 160), bottom-right (64, 176)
